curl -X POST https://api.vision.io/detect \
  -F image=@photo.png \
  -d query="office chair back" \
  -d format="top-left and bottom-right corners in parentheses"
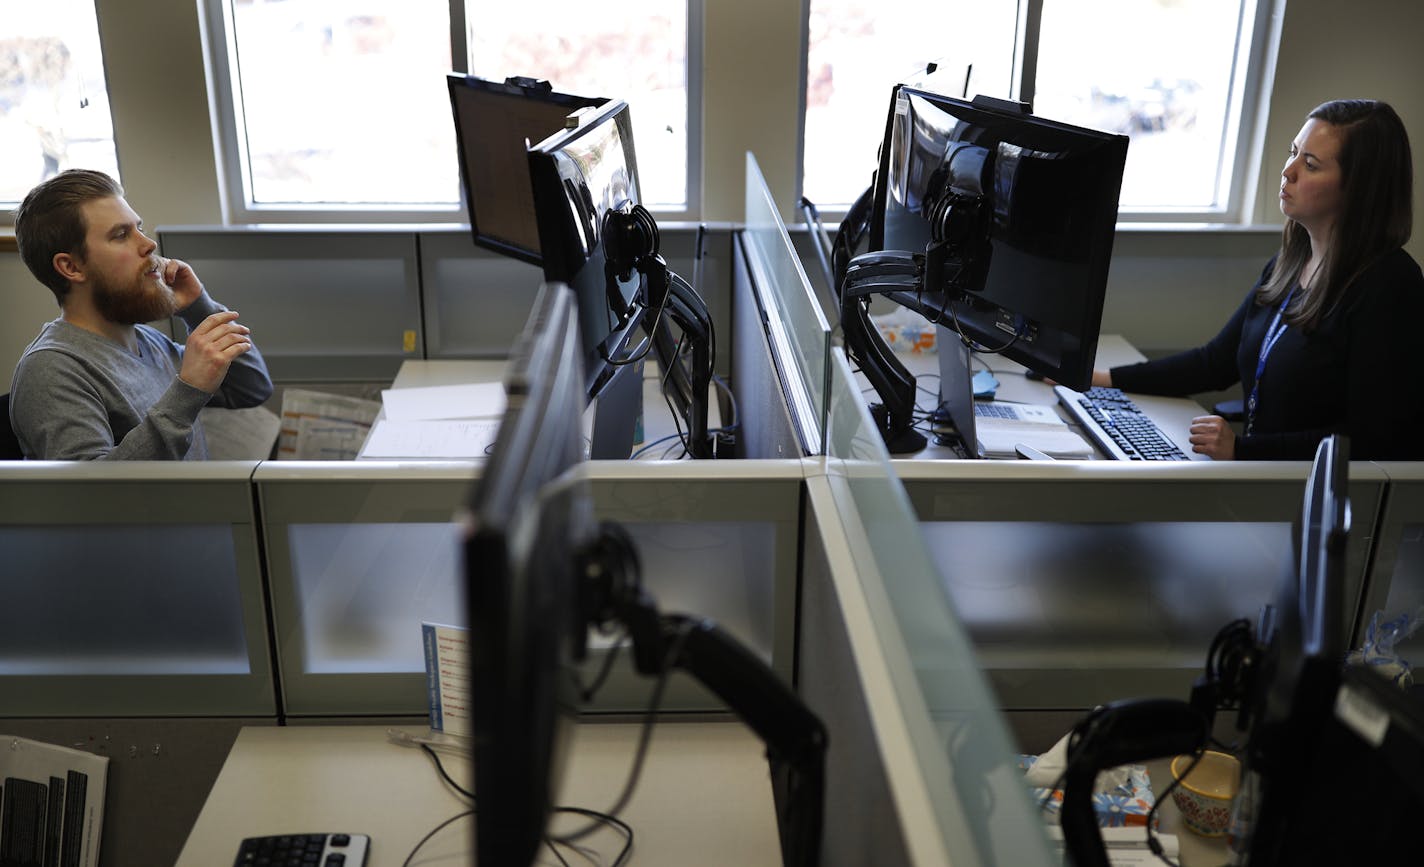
top-left (0, 393), bottom-right (24, 459)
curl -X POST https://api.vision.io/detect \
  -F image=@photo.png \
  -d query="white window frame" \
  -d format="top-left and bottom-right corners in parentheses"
top-left (798, 0), bottom-right (1280, 225)
top-left (203, 0), bottom-right (702, 224)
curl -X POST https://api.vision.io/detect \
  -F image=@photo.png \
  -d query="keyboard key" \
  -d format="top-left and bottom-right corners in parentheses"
top-left (235, 834), bottom-right (369, 867)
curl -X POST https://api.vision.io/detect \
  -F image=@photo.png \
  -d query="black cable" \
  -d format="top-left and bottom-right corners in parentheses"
top-left (1142, 737), bottom-right (1233, 867)
top-left (419, 743), bottom-right (474, 801)
top-left (545, 837), bottom-right (574, 867)
top-left (400, 809), bottom-right (474, 867)
top-left (579, 633), bottom-right (627, 702)
top-left (660, 332), bottom-right (692, 458)
top-left (551, 618), bottom-right (695, 846)
top-left (552, 806), bottom-right (635, 866)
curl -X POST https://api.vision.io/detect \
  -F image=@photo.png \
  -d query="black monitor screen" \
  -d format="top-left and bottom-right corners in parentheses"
top-left (1263, 663), bottom-right (1424, 864)
top-left (464, 281), bottom-right (591, 866)
top-left (870, 86), bottom-right (1128, 390)
top-left (447, 74), bottom-right (607, 263)
top-left (527, 101), bottom-right (648, 441)
top-left (1238, 434), bottom-right (1351, 862)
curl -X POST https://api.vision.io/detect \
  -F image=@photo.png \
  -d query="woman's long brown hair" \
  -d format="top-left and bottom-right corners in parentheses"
top-left (1256, 99), bottom-right (1413, 330)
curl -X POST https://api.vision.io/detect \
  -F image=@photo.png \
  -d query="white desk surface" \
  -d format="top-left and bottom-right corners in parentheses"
top-left (176, 721), bottom-right (780, 866)
top-left (893, 335), bottom-right (1215, 461)
top-left (361, 359), bottom-right (720, 461)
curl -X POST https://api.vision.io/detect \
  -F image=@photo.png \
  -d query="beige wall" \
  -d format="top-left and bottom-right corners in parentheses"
top-left (95, 0), bottom-right (225, 227)
top-left (1256, 0), bottom-right (1424, 262)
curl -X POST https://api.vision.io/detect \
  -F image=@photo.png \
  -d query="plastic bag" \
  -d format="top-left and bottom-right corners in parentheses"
top-left (1346, 606), bottom-right (1424, 688)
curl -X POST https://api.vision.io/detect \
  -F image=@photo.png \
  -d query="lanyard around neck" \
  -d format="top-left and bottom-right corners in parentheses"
top-left (1245, 287), bottom-right (1296, 436)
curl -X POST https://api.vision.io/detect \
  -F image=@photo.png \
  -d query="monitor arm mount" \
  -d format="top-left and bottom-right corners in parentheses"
top-left (1059, 698), bottom-right (1209, 867)
top-left (837, 190), bottom-right (991, 454)
top-left (603, 204), bottom-right (716, 458)
top-left (578, 522), bottom-right (827, 867)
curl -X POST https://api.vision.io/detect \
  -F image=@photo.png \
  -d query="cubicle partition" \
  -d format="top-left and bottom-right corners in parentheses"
top-left (156, 228), bottom-right (424, 383)
top-left (798, 351), bottom-right (1056, 866)
top-left (735, 153), bottom-right (833, 458)
top-left (252, 459), bottom-right (804, 718)
top-left (252, 461), bottom-right (473, 717)
top-left (895, 460), bottom-right (1388, 710)
top-left (0, 461), bottom-right (279, 867)
top-left (0, 461), bottom-right (276, 717)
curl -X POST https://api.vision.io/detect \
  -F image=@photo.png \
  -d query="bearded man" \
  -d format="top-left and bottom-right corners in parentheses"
top-left (9, 169), bottom-right (272, 459)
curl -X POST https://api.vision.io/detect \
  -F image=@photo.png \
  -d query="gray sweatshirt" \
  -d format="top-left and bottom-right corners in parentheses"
top-left (8, 293), bottom-right (273, 460)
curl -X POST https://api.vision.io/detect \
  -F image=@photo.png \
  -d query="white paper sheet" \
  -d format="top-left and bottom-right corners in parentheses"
top-left (358, 418), bottom-right (500, 459)
top-left (379, 383), bottom-right (506, 421)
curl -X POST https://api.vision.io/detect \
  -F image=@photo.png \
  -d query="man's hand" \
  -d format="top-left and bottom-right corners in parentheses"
top-left (161, 257), bottom-right (206, 311)
top-left (179, 310), bottom-right (253, 393)
top-left (1188, 415), bottom-right (1235, 460)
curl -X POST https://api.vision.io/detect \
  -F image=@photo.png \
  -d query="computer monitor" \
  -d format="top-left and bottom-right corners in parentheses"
top-left (446, 73), bottom-right (607, 263)
top-left (840, 84), bottom-right (1128, 453)
top-left (1063, 436), bottom-right (1423, 866)
top-left (1233, 433), bottom-right (1354, 862)
top-left (464, 281), bottom-right (826, 866)
top-left (464, 280), bottom-right (591, 866)
top-left (1259, 661), bottom-right (1424, 864)
top-left (527, 100), bottom-right (718, 459)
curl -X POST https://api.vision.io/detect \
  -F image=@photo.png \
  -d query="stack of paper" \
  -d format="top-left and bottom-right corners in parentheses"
top-left (976, 416), bottom-right (1095, 459)
top-left (358, 383), bottom-right (507, 460)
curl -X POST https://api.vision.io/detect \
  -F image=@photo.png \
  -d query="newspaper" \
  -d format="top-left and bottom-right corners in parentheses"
top-left (277, 389), bottom-right (382, 460)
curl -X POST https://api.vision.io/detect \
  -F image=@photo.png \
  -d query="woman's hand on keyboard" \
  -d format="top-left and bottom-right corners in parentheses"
top-left (1188, 415), bottom-right (1235, 460)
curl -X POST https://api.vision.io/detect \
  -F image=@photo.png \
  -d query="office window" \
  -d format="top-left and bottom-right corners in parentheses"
top-left (801, 0), bottom-right (1018, 211)
top-left (802, 0), bottom-right (1272, 220)
top-left (0, 0), bottom-right (119, 206)
top-left (1034, 0), bottom-right (1265, 219)
top-left (210, 0), bottom-right (461, 219)
top-left (464, 0), bottom-right (692, 213)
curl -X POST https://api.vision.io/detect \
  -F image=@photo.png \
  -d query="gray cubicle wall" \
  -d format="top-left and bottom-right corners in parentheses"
top-left (420, 225), bottom-right (735, 367)
top-left (158, 224), bottom-right (736, 383)
top-left (1359, 463), bottom-right (1424, 669)
top-left (896, 461), bottom-right (1388, 710)
top-left (418, 229), bottom-right (550, 358)
top-left (156, 227), bottom-right (424, 383)
top-left (0, 461), bottom-right (277, 717)
top-left (255, 460), bottom-right (802, 718)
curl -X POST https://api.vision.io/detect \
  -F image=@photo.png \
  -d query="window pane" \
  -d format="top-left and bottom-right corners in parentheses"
top-left (1035, 0), bottom-right (1248, 213)
top-left (803, 0), bottom-right (1018, 210)
top-left (0, 0), bottom-right (119, 203)
top-left (465, 0), bottom-right (687, 209)
top-left (229, 0), bottom-right (458, 206)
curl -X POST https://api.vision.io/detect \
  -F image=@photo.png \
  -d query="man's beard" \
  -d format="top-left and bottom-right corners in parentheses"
top-left (91, 263), bottom-right (178, 325)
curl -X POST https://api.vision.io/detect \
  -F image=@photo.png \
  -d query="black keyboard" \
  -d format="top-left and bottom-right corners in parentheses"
top-left (235, 832), bottom-right (369, 867)
top-left (1054, 386), bottom-right (1190, 461)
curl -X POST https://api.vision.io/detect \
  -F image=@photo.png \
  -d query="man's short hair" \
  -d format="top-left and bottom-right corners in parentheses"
top-left (13, 169), bottom-right (125, 306)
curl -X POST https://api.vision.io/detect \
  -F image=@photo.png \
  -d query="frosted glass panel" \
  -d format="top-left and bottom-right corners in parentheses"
top-left (821, 350), bottom-right (1054, 866)
top-left (1380, 522), bottom-right (1424, 660)
top-left (744, 153), bottom-right (832, 453)
top-left (923, 521), bottom-right (1289, 669)
top-left (287, 522), bottom-right (463, 674)
top-left (626, 521), bottom-right (776, 660)
top-left (0, 525), bottom-right (250, 675)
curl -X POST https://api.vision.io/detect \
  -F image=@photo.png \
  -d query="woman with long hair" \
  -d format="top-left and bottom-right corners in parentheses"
top-left (1097, 99), bottom-right (1423, 460)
